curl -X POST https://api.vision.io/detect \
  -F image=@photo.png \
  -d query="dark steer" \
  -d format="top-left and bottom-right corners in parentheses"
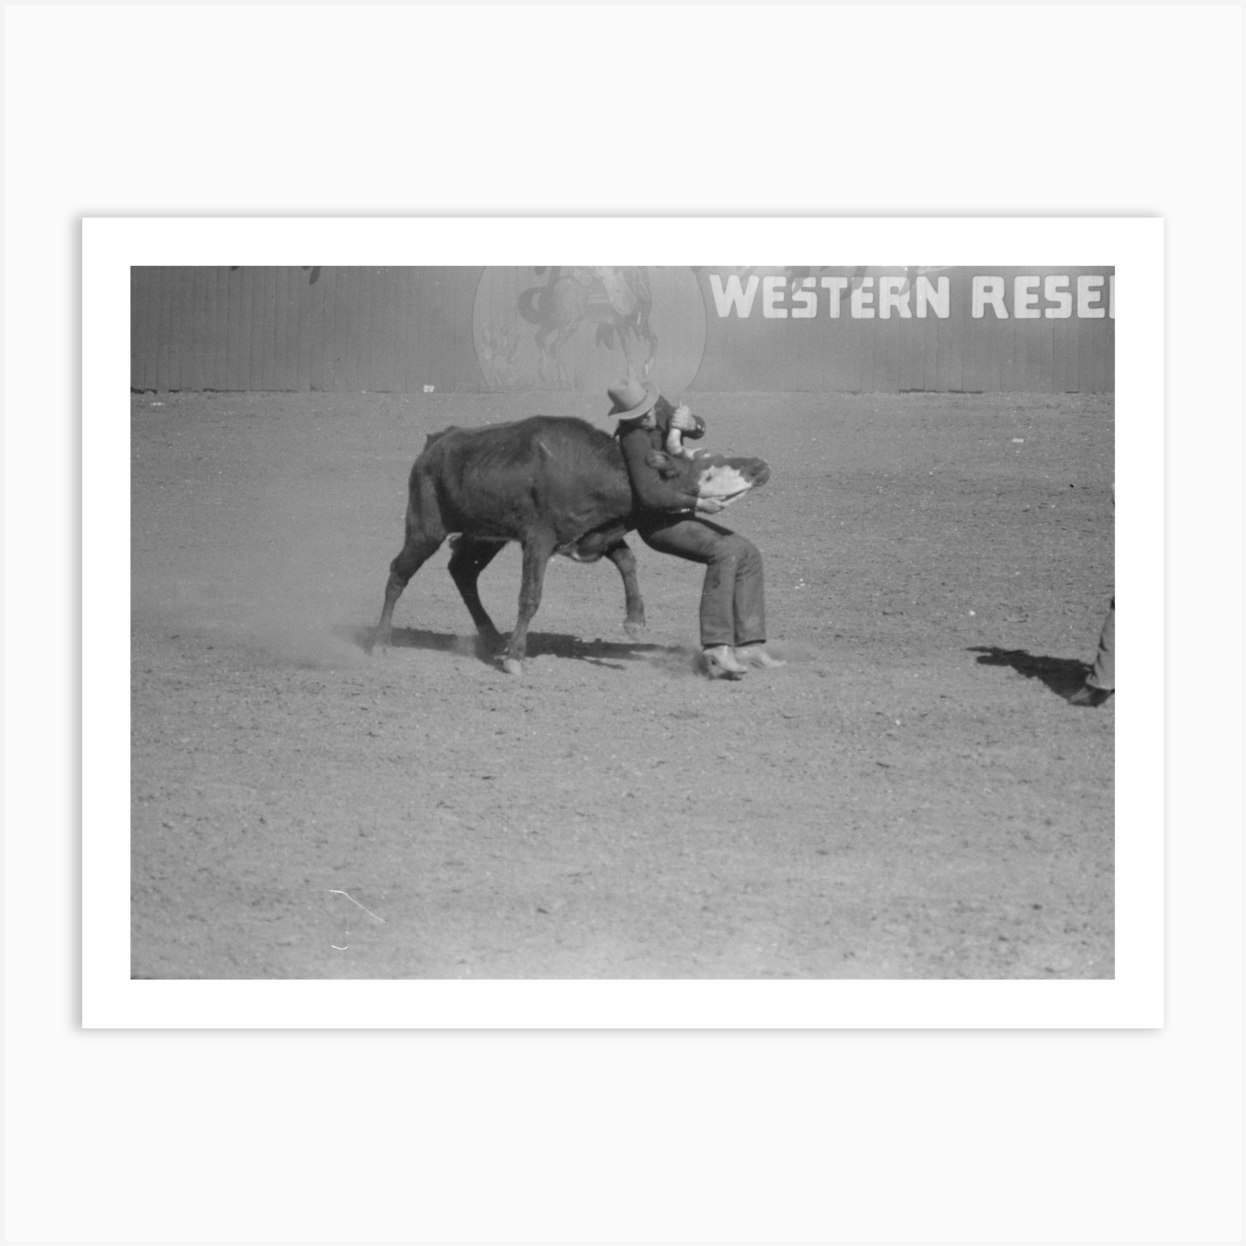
top-left (370, 410), bottom-right (769, 674)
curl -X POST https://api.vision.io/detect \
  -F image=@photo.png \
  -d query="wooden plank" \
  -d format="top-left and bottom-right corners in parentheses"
top-left (226, 267), bottom-right (244, 390)
top-left (861, 271), bottom-right (880, 391)
top-left (421, 265), bottom-right (443, 393)
top-left (1000, 301), bottom-right (1018, 392)
top-left (309, 266), bottom-right (325, 391)
top-left (163, 269), bottom-right (180, 391)
top-left (400, 266), bottom-right (419, 393)
top-left (245, 267), bottom-right (262, 390)
top-left (842, 271), bottom-right (865, 393)
top-left (394, 266), bottom-right (413, 392)
top-left (187, 267), bottom-right (204, 389)
top-left (1078, 303), bottom-right (1098, 393)
top-left (273, 266), bottom-right (289, 391)
top-left (180, 268), bottom-right (201, 390)
top-left (234, 266), bottom-right (249, 390)
top-left (390, 267), bottom-right (408, 393)
top-left (379, 267), bottom-right (400, 392)
top-left (336, 267), bottom-right (358, 393)
top-left (840, 272), bottom-right (866, 391)
top-left (369, 266), bottom-right (385, 392)
top-left (201, 267), bottom-right (219, 389)
top-left (428, 266), bottom-right (450, 392)
top-left (356, 266), bottom-right (373, 392)
top-left (896, 271), bottom-right (920, 391)
top-left (1089, 316), bottom-right (1103, 393)
top-left (321, 266), bottom-right (341, 391)
top-left (264, 265), bottom-right (279, 389)
top-left (151, 268), bottom-right (170, 392)
top-left (903, 274), bottom-right (921, 390)
top-left (364, 265), bottom-right (381, 391)
top-left (879, 272), bottom-right (902, 393)
top-left (1013, 313), bottom-right (1040, 392)
top-left (260, 266), bottom-right (277, 390)
top-left (283, 267), bottom-right (296, 391)
top-left (449, 265), bottom-right (478, 393)
top-left (292, 267), bottom-right (309, 391)
top-left (1050, 283), bottom-right (1077, 392)
top-left (1037, 306), bottom-right (1056, 393)
top-left (182, 269), bottom-right (199, 390)
top-left (217, 267), bottom-right (231, 390)
top-left (248, 266), bottom-right (261, 390)
top-left (931, 271), bottom-right (950, 392)
top-left (226, 267), bottom-right (242, 388)
top-left (130, 268), bottom-right (154, 389)
top-left (872, 271), bottom-right (894, 392)
top-left (259, 265), bottom-right (274, 389)
top-left (974, 287), bottom-right (1008, 393)
top-left (279, 266), bottom-right (296, 390)
top-left (937, 269), bottom-right (965, 392)
top-left (349, 266), bottom-right (368, 392)
top-left (961, 296), bottom-right (984, 392)
top-left (1100, 316), bottom-right (1116, 392)
top-left (194, 267), bottom-right (212, 390)
top-left (162, 269), bottom-right (178, 390)
top-left (373, 265), bottom-right (392, 391)
top-left (405, 266), bottom-right (424, 393)
top-left (900, 270), bottom-right (923, 392)
top-left (310, 266), bottom-right (330, 391)
top-left (1092, 269), bottom-right (1114, 392)
top-left (920, 286), bottom-right (940, 392)
top-left (1075, 279), bottom-right (1094, 393)
top-left (1072, 268), bottom-right (1107, 392)
top-left (218, 268), bottom-right (232, 390)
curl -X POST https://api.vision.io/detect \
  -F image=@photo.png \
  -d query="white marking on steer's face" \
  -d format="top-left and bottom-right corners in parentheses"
top-left (695, 462), bottom-right (755, 505)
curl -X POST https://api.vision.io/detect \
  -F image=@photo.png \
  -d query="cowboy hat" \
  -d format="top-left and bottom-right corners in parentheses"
top-left (606, 377), bottom-right (659, 420)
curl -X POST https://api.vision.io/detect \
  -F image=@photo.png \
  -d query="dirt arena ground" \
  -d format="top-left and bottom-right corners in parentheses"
top-left (131, 389), bottom-right (1114, 979)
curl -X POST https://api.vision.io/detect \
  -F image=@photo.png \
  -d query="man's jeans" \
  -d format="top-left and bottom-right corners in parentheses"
top-left (636, 513), bottom-right (767, 648)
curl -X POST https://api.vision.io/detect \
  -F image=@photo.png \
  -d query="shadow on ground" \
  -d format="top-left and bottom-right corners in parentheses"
top-left (968, 646), bottom-right (1089, 699)
top-left (338, 624), bottom-right (663, 671)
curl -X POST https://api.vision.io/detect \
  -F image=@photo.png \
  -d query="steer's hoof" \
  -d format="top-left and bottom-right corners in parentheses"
top-left (500, 657), bottom-right (526, 677)
top-left (623, 618), bottom-right (648, 642)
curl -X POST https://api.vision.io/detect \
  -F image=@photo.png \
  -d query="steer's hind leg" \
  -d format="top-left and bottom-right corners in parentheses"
top-left (447, 536), bottom-right (506, 651)
top-left (501, 531), bottom-right (557, 675)
top-left (370, 531), bottom-right (444, 654)
top-left (605, 540), bottom-right (647, 640)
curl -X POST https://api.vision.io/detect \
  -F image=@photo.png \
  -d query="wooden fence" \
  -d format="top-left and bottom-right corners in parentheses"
top-left (131, 266), bottom-right (1113, 394)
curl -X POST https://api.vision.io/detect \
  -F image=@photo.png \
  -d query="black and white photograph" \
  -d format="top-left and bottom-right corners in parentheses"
top-left (124, 259), bottom-right (1120, 984)
top-left (6, 4), bottom-right (1240, 1243)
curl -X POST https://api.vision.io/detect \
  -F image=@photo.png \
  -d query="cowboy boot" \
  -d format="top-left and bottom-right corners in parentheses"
top-left (735, 643), bottom-right (787, 669)
top-left (702, 645), bottom-right (747, 679)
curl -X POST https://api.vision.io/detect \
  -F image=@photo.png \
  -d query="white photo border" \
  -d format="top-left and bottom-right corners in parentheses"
top-left (86, 216), bottom-right (1160, 1030)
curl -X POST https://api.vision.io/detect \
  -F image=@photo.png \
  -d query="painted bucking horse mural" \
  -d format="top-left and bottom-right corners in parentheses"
top-left (517, 267), bottom-right (658, 388)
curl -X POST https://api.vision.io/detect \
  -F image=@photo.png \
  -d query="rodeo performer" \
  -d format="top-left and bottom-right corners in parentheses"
top-left (608, 377), bottom-right (785, 680)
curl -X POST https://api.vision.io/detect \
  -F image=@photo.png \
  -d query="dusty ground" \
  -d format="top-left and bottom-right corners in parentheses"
top-left (131, 388), bottom-right (1114, 979)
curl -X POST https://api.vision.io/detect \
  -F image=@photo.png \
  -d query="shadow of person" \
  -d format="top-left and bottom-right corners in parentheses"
top-left (337, 624), bottom-right (661, 671)
top-left (967, 646), bottom-right (1090, 699)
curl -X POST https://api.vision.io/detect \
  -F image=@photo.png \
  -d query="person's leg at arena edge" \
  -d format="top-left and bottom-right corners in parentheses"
top-left (1069, 597), bottom-right (1114, 706)
top-left (1086, 597), bottom-right (1115, 691)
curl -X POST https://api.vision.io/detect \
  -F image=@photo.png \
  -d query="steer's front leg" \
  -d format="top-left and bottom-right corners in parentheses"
top-left (501, 532), bottom-right (556, 675)
top-left (605, 540), bottom-right (647, 640)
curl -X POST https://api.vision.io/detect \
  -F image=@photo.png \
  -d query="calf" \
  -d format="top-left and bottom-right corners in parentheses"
top-left (370, 410), bottom-right (769, 674)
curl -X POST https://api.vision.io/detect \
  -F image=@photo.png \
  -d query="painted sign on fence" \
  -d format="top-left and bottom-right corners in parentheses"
top-left (132, 266), bottom-right (1114, 394)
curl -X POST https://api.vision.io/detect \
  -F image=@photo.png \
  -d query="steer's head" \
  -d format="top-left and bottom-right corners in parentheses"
top-left (691, 454), bottom-right (771, 507)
